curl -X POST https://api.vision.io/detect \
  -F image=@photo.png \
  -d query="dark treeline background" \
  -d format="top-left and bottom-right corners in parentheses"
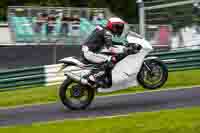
top-left (0, 0), bottom-right (138, 23)
top-left (0, 0), bottom-right (194, 30)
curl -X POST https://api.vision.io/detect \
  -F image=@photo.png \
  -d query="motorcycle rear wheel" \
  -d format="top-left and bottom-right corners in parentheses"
top-left (59, 78), bottom-right (95, 110)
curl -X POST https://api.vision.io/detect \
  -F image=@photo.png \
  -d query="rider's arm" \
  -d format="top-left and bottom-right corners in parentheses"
top-left (82, 46), bottom-right (111, 63)
top-left (104, 30), bottom-right (127, 54)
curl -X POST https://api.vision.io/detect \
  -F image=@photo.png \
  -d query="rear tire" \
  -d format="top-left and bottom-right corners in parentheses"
top-left (59, 78), bottom-right (95, 110)
top-left (137, 58), bottom-right (168, 89)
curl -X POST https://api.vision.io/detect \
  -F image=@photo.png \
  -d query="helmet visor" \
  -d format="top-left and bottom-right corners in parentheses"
top-left (112, 23), bottom-right (124, 36)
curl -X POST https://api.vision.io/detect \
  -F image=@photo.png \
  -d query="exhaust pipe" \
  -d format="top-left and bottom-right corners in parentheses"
top-left (65, 72), bottom-right (89, 85)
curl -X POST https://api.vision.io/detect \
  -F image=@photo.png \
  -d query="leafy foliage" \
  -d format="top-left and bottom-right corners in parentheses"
top-left (145, 0), bottom-right (193, 32)
top-left (1, 0), bottom-right (138, 23)
top-left (0, 0), bottom-right (194, 31)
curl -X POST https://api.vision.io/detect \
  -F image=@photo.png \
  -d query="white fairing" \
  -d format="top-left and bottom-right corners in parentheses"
top-left (99, 33), bottom-right (153, 93)
top-left (127, 32), bottom-right (153, 50)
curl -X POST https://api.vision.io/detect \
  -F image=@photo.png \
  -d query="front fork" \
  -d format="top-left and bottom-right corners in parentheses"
top-left (143, 61), bottom-right (152, 72)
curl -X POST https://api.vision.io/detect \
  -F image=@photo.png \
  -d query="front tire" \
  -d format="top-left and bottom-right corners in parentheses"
top-left (59, 78), bottom-right (95, 110)
top-left (137, 58), bottom-right (168, 89)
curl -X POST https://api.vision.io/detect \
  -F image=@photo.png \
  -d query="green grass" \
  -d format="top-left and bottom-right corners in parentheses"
top-left (1, 107), bottom-right (200, 133)
top-left (1, 69), bottom-right (200, 108)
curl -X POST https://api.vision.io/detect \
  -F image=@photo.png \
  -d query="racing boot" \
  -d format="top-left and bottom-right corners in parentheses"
top-left (87, 70), bottom-right (106, 88)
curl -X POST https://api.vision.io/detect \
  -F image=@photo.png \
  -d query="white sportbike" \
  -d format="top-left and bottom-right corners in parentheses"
top-left (58, 31), bottom-right (168, 110)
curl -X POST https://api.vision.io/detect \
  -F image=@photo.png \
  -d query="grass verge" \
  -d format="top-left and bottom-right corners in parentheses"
top-left (1, 106), bottom-right (200, 132)
top-left (1, 69), bottom-right (200, 107)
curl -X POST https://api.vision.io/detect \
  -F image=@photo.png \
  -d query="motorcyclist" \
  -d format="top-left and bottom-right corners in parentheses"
top-left (81, 17), bottom-right (126, 86)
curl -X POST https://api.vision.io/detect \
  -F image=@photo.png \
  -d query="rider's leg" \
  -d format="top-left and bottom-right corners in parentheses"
top-left (82, 46), bottom-right (111, 85)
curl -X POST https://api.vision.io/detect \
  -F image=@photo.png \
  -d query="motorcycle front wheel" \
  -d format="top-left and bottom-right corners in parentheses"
top-left (59, 78), bottom-right (95, 110)
top-left (137, 58), bottom-right (168, 89)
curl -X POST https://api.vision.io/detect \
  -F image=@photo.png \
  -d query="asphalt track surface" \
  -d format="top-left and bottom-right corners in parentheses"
top-left (1, 87), bottom-right (200, 127)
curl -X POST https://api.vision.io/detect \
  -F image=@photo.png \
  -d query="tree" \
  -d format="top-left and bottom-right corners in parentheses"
top-left (145, 0), bottom-right (193, 31)
top-left (0, 0), bottom-right (8, 21)
top-left (108, 0), bottom-right (138, 23)
top-left (3, 0), bottom-right (139, 23)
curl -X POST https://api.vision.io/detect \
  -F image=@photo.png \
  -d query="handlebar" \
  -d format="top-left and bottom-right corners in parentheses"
top-left (100, 43), bottom-right (142, 59)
